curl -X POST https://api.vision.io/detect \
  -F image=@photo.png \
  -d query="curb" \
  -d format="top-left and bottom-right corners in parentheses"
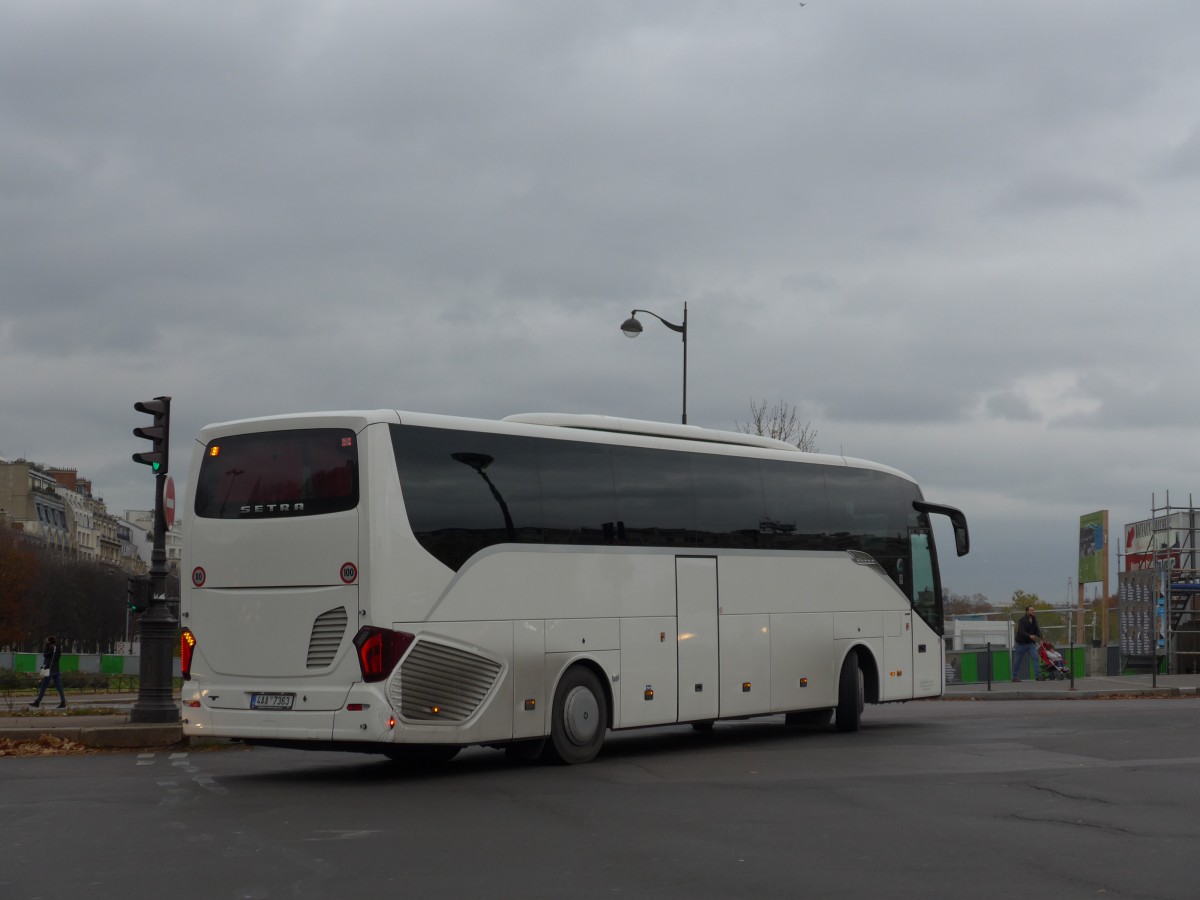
top-left (943, 687), bottom-right (1195, 701)
top-left (1, 724), bottom-right (183, 748)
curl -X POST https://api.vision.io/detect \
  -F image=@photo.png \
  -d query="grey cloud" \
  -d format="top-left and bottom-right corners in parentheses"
top-left (5, 0), bottom-right (1200, 612)
top-left (986, 392), bottom-right (1040, 422)
top-left (1157, 126), bottom-right (1200, 180)
top-left (992, 171), bottom-right (1140, 215)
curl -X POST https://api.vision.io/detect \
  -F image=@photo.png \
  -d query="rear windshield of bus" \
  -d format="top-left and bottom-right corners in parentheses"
top-left (193, 428), bottom-right (359, 519)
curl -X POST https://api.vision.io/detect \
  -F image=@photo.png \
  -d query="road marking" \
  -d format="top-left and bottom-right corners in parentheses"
top-left (303, 830), bottom-right (383, 841)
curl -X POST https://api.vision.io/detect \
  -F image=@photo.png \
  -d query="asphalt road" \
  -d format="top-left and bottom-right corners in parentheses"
top-left (5, 698), bottom-right (1200, 900)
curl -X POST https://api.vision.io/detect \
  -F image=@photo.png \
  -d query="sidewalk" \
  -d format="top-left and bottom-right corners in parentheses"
top-left (944, 672), bottom-right (1200, 700)
top-left (0, 692), bottom-right (183, 749)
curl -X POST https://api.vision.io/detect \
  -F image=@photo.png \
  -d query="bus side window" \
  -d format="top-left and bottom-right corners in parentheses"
top-left (909, 532), bottom-right (937, 624)
top-left (611, 446), bottom-right (694, 546)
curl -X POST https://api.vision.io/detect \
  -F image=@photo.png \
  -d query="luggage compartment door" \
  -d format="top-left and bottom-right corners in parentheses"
top-left (676, 556), bottom-right (719, 722)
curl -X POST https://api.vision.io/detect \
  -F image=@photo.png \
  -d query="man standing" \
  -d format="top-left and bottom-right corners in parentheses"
top-left (1012, 607), bottom-right (1042, 683)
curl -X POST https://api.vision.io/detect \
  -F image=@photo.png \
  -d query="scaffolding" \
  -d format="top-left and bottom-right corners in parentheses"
top-left (1118, 492), bottom-right (1200, 674)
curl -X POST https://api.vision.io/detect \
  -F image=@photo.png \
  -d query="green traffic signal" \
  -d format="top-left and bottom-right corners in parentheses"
top-left (127, 574), bottom-right (151, 613)
top-left (133, 396), bottom-right (171, 474)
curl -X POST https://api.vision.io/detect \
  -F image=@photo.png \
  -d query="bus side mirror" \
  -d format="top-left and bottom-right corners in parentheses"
top-left (952, 518), bottom-right (969, 557)
top-left (913, 501), bottom-right (970, 557)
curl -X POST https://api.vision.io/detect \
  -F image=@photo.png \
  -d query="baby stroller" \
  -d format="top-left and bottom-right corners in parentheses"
top-left (1038, 641), bottom-right (1071, 680)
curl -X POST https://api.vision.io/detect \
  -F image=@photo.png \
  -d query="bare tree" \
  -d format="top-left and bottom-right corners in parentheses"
top-left (0, 532), bottom-right (128, 652)
top-left (736, 399), bottom-right (819, 452)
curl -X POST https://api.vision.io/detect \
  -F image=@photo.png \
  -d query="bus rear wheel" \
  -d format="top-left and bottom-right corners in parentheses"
top-left (543, 666), bottom-right (607, 765)
top-left (835, 652), bottom-right (864, 733)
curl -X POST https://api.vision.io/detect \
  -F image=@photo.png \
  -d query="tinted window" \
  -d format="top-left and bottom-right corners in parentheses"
top-left (826, 467), bottom-right (922, 596)
top-left (761, 459), bottom-right (831, 551)
top-left (194, 428), bottom-right (359, 519)
top-left (690, 453), bottom-right (765, 549)
top-left (389, 421), bottom-right (938, 634)
top-left (538, 440), bottom-right (617, 544)
top-left (392, 426), bottom-right (542, 570)
top-left (612, 446), bottom-right (695, 546)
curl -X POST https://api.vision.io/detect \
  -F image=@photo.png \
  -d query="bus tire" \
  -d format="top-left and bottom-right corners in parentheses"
top-left (543, 666), bottom-right (607, 765)
top-left (835, 651), bottom-right (864, 733)
top-left (785, 708), bottom-right (833, 728)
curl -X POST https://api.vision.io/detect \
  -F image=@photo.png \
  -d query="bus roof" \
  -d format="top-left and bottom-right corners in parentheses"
top-left (502, 413), bottom-right (800, 452)
top-left (194, 409), bottom-right (916, 484)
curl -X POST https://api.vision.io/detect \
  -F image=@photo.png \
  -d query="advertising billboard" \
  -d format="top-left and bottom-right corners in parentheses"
top-left (1079, 510), bottom-right (1108, 585)
top-left (1123, 512), bottom-right (1196, 572)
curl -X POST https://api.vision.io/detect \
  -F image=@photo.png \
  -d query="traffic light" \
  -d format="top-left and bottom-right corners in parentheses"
top-left (132, 396), bottom-right (171, 474)
top-left (127, 574), bottom-right (151, 613)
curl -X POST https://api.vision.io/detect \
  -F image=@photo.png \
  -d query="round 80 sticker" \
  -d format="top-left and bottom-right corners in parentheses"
top-left (191, 567), bottom-right (206, 588)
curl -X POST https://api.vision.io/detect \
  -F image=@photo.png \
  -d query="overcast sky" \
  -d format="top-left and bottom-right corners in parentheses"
top-left (3, 1), bottom-right (1198, 608)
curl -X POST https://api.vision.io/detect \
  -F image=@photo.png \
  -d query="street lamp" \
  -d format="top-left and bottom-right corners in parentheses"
top-left (620, 302), bottom-right (688, 425)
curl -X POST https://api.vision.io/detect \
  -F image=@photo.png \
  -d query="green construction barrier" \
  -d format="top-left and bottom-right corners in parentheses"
top-left (1067, 647), bottom-right (1085, 675)
top-left (966, 646), bottom-right (1088, 682)
top-left (950, 650), bottom-right (1013, 683)
top-left (101, 655), bottom-right (126, 675)
top-left (11, 653), bottom-right (79, 672)
top-left (996, 652), bottom-right (1013, 681)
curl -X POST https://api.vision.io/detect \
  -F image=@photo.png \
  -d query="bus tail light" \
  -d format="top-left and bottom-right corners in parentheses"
top-left (180, 628), bottom-right (196, 681)
top-left (352, 626), bottom-right (414, 683)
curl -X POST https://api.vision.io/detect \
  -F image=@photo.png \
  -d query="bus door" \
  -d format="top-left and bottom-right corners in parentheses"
top-left (907, 529), bottom-right (943, 696)
top-left (676, 556), bottom-right (719, 722)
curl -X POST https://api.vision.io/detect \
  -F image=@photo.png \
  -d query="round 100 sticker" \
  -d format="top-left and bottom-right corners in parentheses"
top-left (340, 562), bottom-right (358, 584)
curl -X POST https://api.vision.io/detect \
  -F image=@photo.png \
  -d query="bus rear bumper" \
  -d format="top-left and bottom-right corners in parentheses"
top-left (180, 679), bottom-right (398, 745)
top-left (182, 705), bottom-right (346, 742)
top-left (182, 692), bottom-right (401, 746)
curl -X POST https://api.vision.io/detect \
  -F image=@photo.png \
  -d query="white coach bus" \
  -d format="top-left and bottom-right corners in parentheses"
top-left (179, 410), bottom-right (968, 764)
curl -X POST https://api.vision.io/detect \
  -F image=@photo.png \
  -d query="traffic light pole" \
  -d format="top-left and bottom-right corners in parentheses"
top-left (131, 456), bottom-right (180, 723)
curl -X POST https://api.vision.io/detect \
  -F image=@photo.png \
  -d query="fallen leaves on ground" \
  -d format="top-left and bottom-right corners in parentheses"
top-left (0, 734), bottom-right (90, 757)
top-left (0, 707), bottom-right (125, 718)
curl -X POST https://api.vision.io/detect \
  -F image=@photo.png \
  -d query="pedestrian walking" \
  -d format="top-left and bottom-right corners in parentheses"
top-left (30, 635), bottom-right (67, 709)
top-left (1011, 607), bottom-right (1042, 682)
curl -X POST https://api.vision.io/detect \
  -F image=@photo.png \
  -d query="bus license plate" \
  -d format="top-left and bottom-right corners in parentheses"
top-left (250, 693), bottom-right (295, 710)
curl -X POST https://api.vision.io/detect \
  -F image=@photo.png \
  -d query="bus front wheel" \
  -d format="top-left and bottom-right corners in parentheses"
top-left (835, 652), bottom-right (864, 733)
top-left (544, 666), bottom-right (608, 765)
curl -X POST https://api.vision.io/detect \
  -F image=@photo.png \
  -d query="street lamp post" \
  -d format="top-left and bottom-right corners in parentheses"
top-left (620, 302), bottom-right (688, 424)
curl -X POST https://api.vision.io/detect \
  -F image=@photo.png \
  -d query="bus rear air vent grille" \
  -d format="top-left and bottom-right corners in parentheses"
top-left (391, 640), bottom-right (503, 723)
top-left (306, 606), bottom-right (349, 669)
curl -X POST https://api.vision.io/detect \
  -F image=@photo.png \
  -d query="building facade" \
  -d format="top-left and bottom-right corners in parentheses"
top-left (0, 459), bottom-right (71, 552)
top-left (1, 459), bottom-right (146, 574)
top-left (124, 509), bottom-right (183, 574)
